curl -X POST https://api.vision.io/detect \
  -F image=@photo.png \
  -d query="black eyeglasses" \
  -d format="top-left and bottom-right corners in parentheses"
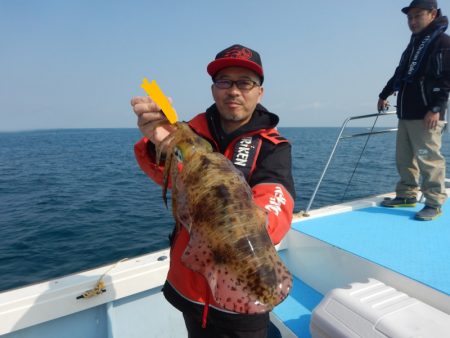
top-left (213, 79), bottom-right (260, 90)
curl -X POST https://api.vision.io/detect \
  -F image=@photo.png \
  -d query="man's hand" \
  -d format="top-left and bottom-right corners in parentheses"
top-left (424, 111), bottom-right (440, 129)
top-left (131, 96), bottom-right (175, 146)
top-left (377, 98), bottom-right (390, 113)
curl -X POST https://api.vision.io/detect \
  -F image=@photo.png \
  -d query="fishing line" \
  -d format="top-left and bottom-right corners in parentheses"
top-left (340, 113), bottom-right (381, 202)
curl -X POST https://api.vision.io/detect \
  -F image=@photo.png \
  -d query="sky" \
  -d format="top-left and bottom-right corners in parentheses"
top-left (1, 0), bottom-right (449, 131)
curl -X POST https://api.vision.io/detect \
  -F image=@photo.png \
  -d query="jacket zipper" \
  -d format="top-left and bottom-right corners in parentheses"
top-left (399, 38), bottom-right (416, 119)
top-left (437, 52), bottom-right (442, 76)
top-left (420, 79), bottom-right (429, 107)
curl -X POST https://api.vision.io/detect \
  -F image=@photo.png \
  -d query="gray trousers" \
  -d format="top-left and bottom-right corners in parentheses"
top-left (395, 119), bottom-right (447, 208)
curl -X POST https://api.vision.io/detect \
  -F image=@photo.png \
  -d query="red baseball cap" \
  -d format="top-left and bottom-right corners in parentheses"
top-left (207, 44), bottom-right (264, 84)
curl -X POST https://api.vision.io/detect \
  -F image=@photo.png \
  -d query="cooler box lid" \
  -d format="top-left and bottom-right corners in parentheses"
top-left (310, 278), bottom-right (450, 338)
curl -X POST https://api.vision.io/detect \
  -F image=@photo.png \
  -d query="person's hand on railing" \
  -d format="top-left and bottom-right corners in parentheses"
top-left (377, 98), bottom-right (390, 113)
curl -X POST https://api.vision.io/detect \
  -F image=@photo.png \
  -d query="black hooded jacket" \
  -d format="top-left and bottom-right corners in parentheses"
top-left (379, 14), bottom-right (450, 120)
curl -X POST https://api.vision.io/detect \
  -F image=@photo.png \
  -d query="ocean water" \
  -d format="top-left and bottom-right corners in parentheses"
top-left (1, 127), bottom-right (449, 292)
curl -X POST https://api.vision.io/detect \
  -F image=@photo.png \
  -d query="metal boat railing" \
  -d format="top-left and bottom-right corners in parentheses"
top-left (303, 111), bottom-right (398, 215)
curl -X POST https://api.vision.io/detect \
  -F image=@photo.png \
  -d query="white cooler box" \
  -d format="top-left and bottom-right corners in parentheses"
top-left (310, 278), bottom-right (450, 338)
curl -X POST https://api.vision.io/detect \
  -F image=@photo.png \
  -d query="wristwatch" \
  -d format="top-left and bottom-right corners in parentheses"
top-left (431, 106), bottom-right (441, 113)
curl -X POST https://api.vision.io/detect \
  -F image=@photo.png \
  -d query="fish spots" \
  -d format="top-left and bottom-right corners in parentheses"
top-left (200, 156), bottom-right (212, 169)
top-left (160, 122), bottom-right (292, 314)
top-left (255, 264), bottom-right (277, 291)
top-left (212, 248), bottom-right (229, 265)
top-left (213, 184), bottom-right (231, 202)
top-left (191, 207), bottom-right (210, 224)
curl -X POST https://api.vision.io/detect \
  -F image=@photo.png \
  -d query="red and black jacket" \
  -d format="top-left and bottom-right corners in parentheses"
top-left (134, 103), bottom-right (295, 326)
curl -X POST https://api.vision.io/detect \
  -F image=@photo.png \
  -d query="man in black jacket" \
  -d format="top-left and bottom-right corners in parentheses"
top-left (378, 0), bottom-right (450, 220)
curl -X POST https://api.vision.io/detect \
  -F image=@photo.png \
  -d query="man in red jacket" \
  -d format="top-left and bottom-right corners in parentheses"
top-left (131, 44), bottom-right (295, 337)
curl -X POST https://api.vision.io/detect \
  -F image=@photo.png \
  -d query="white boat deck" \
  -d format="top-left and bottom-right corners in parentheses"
top-left (1, 193), bottom-right (449, 337)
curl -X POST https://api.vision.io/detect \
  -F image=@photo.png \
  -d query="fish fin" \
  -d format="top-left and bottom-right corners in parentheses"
top-left (161, 151), bottom-right (172, 208)
top-left (158, 126), bottom-right (178, 208)
top-left (181, 227), bottom-right (291, 314)
top-left (170, 157), bottom-right (180, 219)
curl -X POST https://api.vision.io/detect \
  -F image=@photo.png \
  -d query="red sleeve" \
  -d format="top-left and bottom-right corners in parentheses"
top-left (252, 183), bottom-right (294, 245)
top-left (134, 137), bottom-right (165, 186)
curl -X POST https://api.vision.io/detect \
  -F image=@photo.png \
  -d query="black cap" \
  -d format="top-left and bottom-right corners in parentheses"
top-left (402, 0), bottom-right (438, 14)
top-left (207, 44), bottom-right (264, 84)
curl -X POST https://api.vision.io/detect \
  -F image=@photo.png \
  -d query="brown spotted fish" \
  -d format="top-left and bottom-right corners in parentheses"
top-left (156, 122), bottom-right (292, 314)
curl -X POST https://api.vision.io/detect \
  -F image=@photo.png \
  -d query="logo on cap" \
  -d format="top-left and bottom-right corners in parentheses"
top-left (223, 46), bottom-right (253, 60)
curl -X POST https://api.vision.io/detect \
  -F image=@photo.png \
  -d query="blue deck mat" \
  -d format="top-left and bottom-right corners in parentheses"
top-left (272, 275), bottom-right (323, 338)
top-left (292, 201), bottom-right (450, 296)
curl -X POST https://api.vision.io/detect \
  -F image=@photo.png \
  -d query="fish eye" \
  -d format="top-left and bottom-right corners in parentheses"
top-left (174, 147), bottom-right (183, 162)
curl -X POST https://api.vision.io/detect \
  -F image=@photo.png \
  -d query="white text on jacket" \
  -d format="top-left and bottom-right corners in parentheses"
top-left (265, 186), bottom-right (286, 216)
top-left (234, 137), bottom-right (253, 167)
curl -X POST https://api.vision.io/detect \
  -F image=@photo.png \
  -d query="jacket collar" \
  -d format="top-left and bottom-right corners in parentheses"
top-left (413, 14), bottom-right (448, 39)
